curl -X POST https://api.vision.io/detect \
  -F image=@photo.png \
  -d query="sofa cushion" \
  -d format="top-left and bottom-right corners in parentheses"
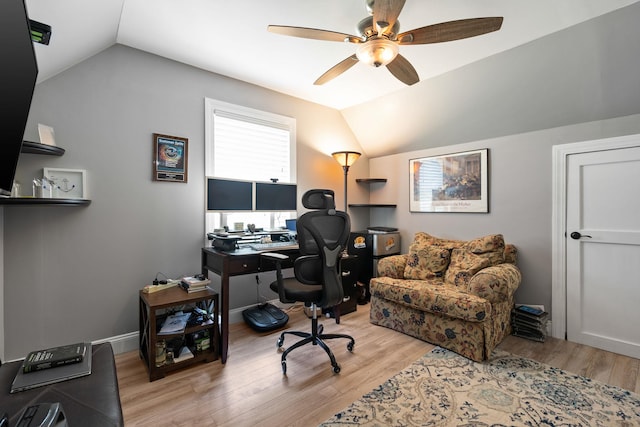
top-left (467, 263), bottom-right (522, 303)
top-left (376, 254), bottom-right (408, 279)
top-left (444, 249), bottom-right (491, 288)
top-left (404, 244), bottom-right (451, 280)
top-left (370, 276), bottom-right (492, 322)
top-left (413, 232), bottom-right (464, 250)
top-left (463, 234), bottom-right (505, 265)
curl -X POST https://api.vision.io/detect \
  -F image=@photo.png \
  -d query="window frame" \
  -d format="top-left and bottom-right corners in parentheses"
top-left (204, 98), bottom-right (297, 234)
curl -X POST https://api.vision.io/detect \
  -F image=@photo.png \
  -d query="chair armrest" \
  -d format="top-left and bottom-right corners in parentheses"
top-left (260, 252), bottom-right (292, 304)
top-left (376, 254), bottom-right (409, 279)
top-left (261, 252), bottom-right (289, 261)
top-left (467, 263), bottom-right (521, 303)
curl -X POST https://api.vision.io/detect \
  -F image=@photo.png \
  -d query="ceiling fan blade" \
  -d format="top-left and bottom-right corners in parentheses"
top-left (373, 0), bottom-right (406, 37)
top-left (268, 25), bottom-right (361, 43)
top-left (314, 55), bottom-right (359, 85)
top-left (397, 17), bottom-right (504, 45)
top-left (386, 54), bottom-right (419, 85)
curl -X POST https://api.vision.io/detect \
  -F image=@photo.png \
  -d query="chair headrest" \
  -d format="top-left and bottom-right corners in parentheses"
top-left (302, 189), bottom-right (335, 210)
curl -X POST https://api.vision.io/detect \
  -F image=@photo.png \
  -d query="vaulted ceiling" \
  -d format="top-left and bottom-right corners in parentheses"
top-left (25, 0), bottom-right (640, 156)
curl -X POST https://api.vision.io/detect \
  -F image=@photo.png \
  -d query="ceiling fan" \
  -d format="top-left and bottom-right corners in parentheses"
top-left (268, 0), bottom-right (503, 86)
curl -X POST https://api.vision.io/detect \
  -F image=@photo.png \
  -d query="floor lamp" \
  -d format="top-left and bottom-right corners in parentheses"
top-left (331, 151), bottom-right (361, 212)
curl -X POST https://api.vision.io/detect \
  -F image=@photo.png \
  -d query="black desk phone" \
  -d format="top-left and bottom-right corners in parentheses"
top-left (15, 403), bottom-right (67, 427)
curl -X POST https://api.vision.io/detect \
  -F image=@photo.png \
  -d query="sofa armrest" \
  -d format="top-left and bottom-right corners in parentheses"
top-left (376, 254), bottom-right (408, 279)
top-left (467, 263), bottom-right (521, 303)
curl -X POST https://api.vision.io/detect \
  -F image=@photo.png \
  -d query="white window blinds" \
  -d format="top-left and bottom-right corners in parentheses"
top-left (205, 99), bottom-right (296, 183)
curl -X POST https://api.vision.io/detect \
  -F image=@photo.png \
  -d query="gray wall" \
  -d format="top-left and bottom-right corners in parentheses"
top-left (366, 113), bottom-right (640, 318)
top-left (2, 45), bottom-right (367, 360)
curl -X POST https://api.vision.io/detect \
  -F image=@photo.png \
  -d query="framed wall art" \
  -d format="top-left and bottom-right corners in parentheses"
top-left (409, 148), bottom-right (488, 213)
top-left (153, 133), bottom-right (188, 183)
top-left (43, 167), bottom-right (87, 199)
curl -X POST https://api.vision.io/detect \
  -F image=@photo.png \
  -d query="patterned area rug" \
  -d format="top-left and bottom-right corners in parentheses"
top-left (320, 347), bottom-right (640, 426)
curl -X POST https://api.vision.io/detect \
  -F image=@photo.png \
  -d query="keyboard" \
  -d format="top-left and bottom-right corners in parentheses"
top-left (249, 241), bottom-right (298, 251)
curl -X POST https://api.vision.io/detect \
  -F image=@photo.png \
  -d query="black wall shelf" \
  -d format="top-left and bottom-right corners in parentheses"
top-left (0, 198), bottom-right (91, 206)
top-left (349, 204), bottom-right (397, 208)
top-left (352, 178), bottom-right (395, 208)
top-left (356, 178), bottom-right (387, 183)
top-left (8, 141), bottom-right (91, 206)
top-left (21, 141), bottom-right (65, 156)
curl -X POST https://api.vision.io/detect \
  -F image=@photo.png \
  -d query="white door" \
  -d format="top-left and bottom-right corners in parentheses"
top-left (566, 145), bottom-right (640, 358)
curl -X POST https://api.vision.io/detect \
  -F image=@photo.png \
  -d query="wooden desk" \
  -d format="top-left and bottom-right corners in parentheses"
top-left (201, 246), bottom-right (298, 364)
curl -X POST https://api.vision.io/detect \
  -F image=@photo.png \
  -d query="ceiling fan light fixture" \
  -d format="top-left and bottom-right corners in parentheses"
top-left (356, 38), bottom-right (398, 67)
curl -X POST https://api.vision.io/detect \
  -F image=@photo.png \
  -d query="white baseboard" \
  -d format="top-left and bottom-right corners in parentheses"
top-left (94, 332), bottom-right (139, 355)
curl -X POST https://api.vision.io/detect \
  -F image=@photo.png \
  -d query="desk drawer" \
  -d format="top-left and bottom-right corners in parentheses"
top-left (340, 257), bottom-right (359, 287)
top-left (228, 257), bottom-right (260, 275)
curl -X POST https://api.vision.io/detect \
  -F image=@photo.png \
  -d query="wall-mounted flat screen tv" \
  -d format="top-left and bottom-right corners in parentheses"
top-left (207, 178), bottom-right (253, 211)
top-left (0, 0), bottom-right (39, 196)
top-left (255, 182), bottom-right (297, 211)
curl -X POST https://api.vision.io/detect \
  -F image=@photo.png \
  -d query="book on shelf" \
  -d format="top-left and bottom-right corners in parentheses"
top-left (181, 275), bottom-right (211, 287)
top-left (180, 275), bottom-right (211, 293)
top-left (172, 346), bottom-right (194, 363)
top-left (22, 342), bottom-right (87, 373)
top-left (179, 282), bottom-right (211, 293)
top-left (158, 311), bottom-right (191, 335)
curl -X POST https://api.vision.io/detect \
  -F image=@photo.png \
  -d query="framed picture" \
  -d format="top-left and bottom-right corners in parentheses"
top-left (153, 133), bottom-right (188, 183)
top-left (43, 168), bottom-right (87, 199)
top-left (409, 149), bottom-right (488, 213)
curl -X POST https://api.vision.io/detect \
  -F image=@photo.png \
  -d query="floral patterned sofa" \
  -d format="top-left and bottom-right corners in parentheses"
top-left (369, 232), bottom-right (521, 362)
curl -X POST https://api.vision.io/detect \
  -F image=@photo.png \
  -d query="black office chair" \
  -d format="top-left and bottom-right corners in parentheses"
top-left (265, 189), bottom-right (355, 374)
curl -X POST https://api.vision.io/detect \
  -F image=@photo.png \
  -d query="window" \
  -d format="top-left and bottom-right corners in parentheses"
top-left (205, 98), bottom-right (297, 232)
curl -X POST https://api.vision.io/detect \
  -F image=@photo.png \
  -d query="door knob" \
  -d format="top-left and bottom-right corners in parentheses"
top-left (570, 231), bottom-right (592, 240)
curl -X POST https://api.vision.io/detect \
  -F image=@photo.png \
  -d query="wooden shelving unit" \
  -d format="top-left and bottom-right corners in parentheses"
top-left (139, 286), bottom-right (219, 381)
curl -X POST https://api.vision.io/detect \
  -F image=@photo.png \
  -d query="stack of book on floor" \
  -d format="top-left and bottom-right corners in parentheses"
top-left (179, 275), bottom-right (211, 293)
top-left (511, 304), bottom-right (549, 342)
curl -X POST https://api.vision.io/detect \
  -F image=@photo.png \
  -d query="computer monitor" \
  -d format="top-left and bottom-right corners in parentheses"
top-left (255, 182), bottom-right (297, 211)
top-left (206, 178), bottom-right (253, 211)
top-left (285, 219), bottom-right (297, 232)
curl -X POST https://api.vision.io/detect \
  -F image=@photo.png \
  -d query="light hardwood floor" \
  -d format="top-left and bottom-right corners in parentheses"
top-left (115, 303), bottom-right (640, 426)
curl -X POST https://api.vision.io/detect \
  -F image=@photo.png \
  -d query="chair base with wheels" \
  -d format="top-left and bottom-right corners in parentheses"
top-left (275, 301), bottom-right (354, 374)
